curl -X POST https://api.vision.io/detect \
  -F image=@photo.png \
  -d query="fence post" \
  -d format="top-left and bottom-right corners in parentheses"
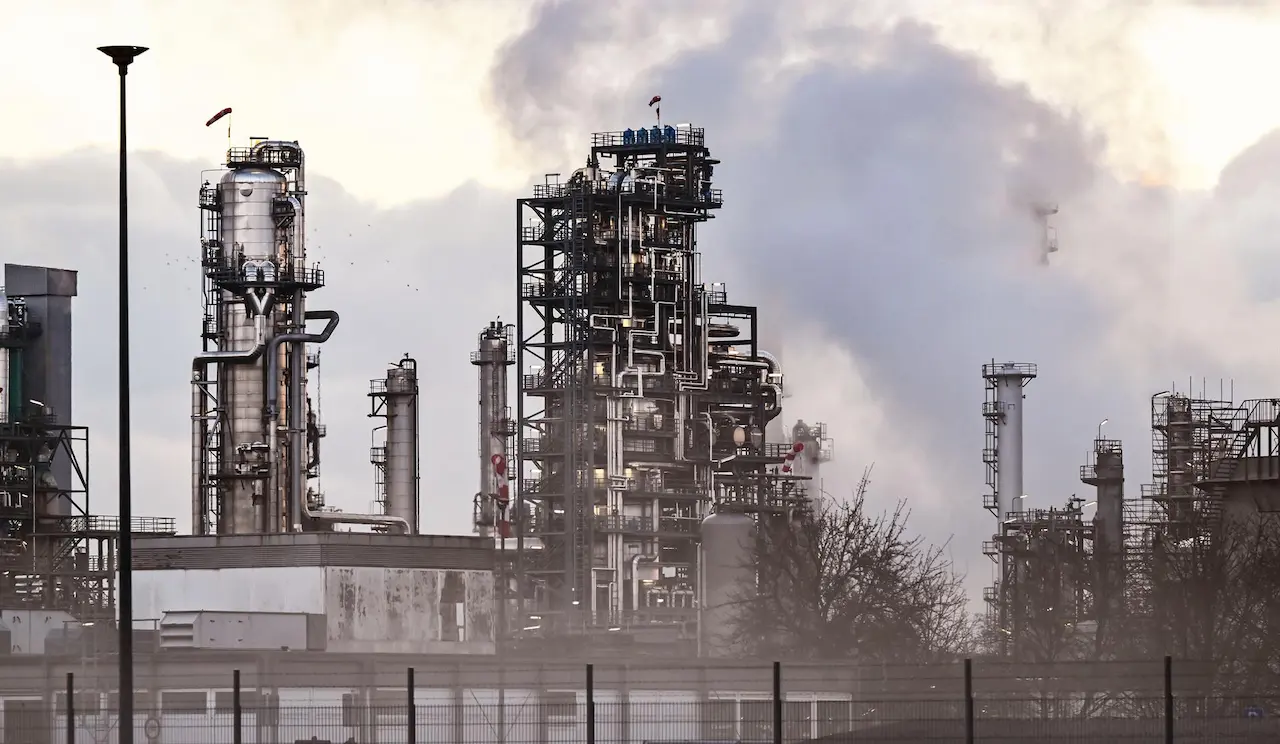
top-left (66, 671), bottom-right (74, 744)
top-left (586, 664), bottom-right (595, 744)
top-left (773, 661), bottom-right (782, 744)
top-left (963, 658), bottom-right (974, 744)
top-left (1163, 655), bottom-right (1173, 744)
top-left (233, 669), bottom-right (242, 744)
top-left (407, 667), bottom-right (416, 744)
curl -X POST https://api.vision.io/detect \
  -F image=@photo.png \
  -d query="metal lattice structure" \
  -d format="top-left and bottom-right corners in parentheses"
top-left (511, 125), bottom-right (805, 652)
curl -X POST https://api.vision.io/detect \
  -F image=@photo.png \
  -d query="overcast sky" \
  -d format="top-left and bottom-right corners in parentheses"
top-left (4, 0), bottom-right (1280, 595)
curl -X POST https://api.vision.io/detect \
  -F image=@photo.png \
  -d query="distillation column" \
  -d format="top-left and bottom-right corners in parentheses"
top-left (194, 141), bottom-right (408, 536)
top-left (383, 358), bottom-right (420, 533)
top-left (982, 361), bottom-right (1038, 520)
top-left (1081, 437), bottom-right (1124, 621)
top-left (472, 321), bottom-right (514, 538)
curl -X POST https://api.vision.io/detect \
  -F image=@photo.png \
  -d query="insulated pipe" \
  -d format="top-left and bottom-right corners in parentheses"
top-left (264, 308), bottom-right (409, 534)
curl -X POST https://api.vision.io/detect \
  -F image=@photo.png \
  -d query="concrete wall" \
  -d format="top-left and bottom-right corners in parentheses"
top-left (131, 566), bottom-right (494, 655)
top-left (0, 608), bottom-right (76, 653)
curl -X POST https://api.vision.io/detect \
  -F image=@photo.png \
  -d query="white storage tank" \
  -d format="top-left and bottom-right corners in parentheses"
top-left (700, 511), bottom-right (755, 657)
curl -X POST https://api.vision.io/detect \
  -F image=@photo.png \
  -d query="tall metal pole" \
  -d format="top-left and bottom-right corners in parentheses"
top-left (98, 44), bottom-right (147, 744)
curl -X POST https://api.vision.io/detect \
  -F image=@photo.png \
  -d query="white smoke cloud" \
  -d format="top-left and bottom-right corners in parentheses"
top-left (486, 0), bottom-right (1280, 580)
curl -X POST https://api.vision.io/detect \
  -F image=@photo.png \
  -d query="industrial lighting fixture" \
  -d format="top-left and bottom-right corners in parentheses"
top-left (1097, 418), bottom-right (1109, 440)
top-left (98, 43), bottom-right (146, 744)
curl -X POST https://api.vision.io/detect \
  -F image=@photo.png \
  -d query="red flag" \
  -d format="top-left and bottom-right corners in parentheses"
top-left (205, 107), bottom-right (232, 127)
top-left (648, 95), bottom-right (661, 107)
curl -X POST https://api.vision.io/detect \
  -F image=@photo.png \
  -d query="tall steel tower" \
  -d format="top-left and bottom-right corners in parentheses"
top-left (512, 125), bottom-right (805, 652)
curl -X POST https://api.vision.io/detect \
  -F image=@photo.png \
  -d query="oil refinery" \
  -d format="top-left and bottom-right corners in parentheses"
top-left (1, 122), bottom-right (1273, 740)
top-left (0, 127), bottom-right (835, 660)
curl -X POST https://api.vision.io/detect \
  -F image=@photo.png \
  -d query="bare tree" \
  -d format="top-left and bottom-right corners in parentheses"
top-left (1131, 508), bottom-right (1280, 698)
top-left (731, 466), bottom-right (972, 662)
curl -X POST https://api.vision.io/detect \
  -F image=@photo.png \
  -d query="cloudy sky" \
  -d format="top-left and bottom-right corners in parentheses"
top-left (4, 0), bottom-right (1280, 595)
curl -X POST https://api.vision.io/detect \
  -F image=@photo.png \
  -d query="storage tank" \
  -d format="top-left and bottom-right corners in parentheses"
top-left (700, 511), bottom-right (755, 657)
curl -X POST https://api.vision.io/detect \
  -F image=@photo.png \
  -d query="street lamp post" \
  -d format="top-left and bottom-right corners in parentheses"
top-left (98, 44), bottom-right (146, 744)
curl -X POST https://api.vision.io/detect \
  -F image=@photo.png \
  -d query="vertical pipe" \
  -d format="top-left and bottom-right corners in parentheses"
top-left (964, 658), bottom-right (974, 744)
top-left (191, 369), bottom-right (206, 535)
top-left (772, 661), bottom-right (782, 744)
top-left (1164, 655), bottom-right (1173, 744)
top-left (407, 667), bottom-right (416, 744)
top-left (585, 664), bottom-right (595, 744)
top-left (289, 293), bottom-right (306, 530)
top-left (233, 669), bottom-right (242, 744)
top-left (66, 672), bottom-right (74, 744)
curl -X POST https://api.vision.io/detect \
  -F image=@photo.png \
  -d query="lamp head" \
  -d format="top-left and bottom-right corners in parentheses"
top-left (98, 46), bottom-right (148, 70)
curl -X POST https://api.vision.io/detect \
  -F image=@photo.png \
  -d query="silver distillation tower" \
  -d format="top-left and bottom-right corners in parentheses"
top-left (369, 356), bottom-right (421, 532)
top-left (981, 360), bottom-right (1037, 641)
top-left (193, 140), bottom-right (407, 535)
top-left (472, 320), bottom-right (514, 538)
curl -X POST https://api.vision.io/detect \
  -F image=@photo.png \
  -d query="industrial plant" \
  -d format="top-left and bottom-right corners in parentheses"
top-left (0, 122), bottom-right (1271, 741)
top-left (0, 128), bottom-right (833, 650)
top-left (980, 360), bottom-right (1280, 661)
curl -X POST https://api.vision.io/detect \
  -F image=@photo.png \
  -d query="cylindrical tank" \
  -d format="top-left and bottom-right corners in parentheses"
top-left (384, 360), bottom-right (419, 533)
top-left (700, 511), bottom-right (755, 657)
top-left (219, 167), bottom-right (287, 261)
top-left (219, 166), bottom-right (287, 534)
top-left (995, 376), bottom-right (1024, 518)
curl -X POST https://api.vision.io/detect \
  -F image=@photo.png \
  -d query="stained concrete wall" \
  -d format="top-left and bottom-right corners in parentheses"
top-left (131, 566), bottom-right (494, 655)
top-left (325, 567), bottom-right (493, 654)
